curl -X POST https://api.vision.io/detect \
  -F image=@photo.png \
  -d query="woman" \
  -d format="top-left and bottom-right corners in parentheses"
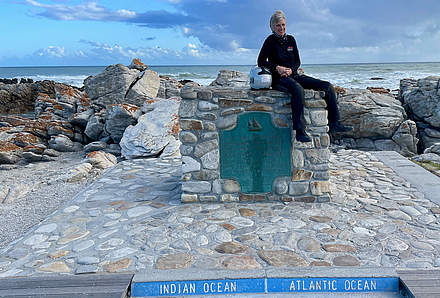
top-left (258, 10), bottom-right (352, 142)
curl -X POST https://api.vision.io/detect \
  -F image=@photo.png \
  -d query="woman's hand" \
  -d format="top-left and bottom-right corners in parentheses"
top-left (276, 65), bottom-right (292, 77)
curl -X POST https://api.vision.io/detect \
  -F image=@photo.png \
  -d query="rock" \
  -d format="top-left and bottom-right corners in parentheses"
top-left (0, 141), bottom-right (22, 164)
top-left (85, 151), bottom-right (117, 170)
top-left (84, 141), bottom-right (108, 153)
top-left (401, 76), bottom-right (440, 126)
top-left (392, 120), bottom-right (418, 156)
top-left (46, 122), bottom-right (74, 139)
top-left (84, 64), bottom-right (140, 107)
top-left (400, 76), bottom-right (440, 151)
top-left (222, 255), bottom-right (261, 269)
top-left (104, 104), bottom-right (142, 143)
top-left (297, 237), bottom-right (321, 252)
top-left (126, 70), bottom-right (160, 105)
top-left (210, 70), bottom-right (249, 87)
top-left (323, 244), bottom-right (357, 252)
top-left (38, 261), bottom-right (70, 273)
top-left (424, 143), bottom-right (440, 155)
top-left (257, 250), bottom-right (307, 266)
top-left (155, 253), bottom-right (193, 269)
top-left (158, 76), bottom-right (182, 99)
top-left (43, 149), bottom-right (60, 157)
top-left (0, 82), bottom-right (34, 114)
top-left (22, 151), bottom-right (42, 162)
top-left (69, 108), bottom-right (94, 128)
top-left (48, 135), bottom-right (75, 152)
top-left (66, 162), bottom-right (93, 182)
top-left (128, 58), bottom-right (148, 71)
top-left (120, 97), bottom-right (181, 159)
top-left (333, 255), bottom-right (360, 266)
top-left (367, 87), bottom-right (390, 94)
top-left (84, 115), bottom-right (104, 141)
top-left (214, 242), bottom-right (248, 254)
top-left (338, 89), bottom-right (405, 138)
top-left (104, 258), bottom-right (131, 273)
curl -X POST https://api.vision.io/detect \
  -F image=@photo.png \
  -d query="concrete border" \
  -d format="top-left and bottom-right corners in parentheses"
top-left (373, 150), bottom-right (440, 205)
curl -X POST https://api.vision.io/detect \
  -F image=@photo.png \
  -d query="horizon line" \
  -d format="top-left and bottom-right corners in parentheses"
top-left (1, 61), bottom-right (440, 68)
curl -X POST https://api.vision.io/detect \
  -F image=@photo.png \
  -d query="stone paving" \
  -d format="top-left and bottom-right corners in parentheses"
top-left (1, 150), bottom-right (440, 278)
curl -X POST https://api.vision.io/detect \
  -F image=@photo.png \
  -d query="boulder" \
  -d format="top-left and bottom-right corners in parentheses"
top-left (128, 58), bottom-right (148, 71)
top-left (400, 76), bottom-right (440, 152)
top-left (0, 83), bottom-right (34, 114)
top-left (85, 151), bottom-right (117, 170)
top-left (209, 70), bottom-right (249, 88)
top-left (401, 76), bottom-right (440, 127)
top-left (69, 108), bottom-right (94, 128)
top-left (392, 120), bottom-right (418, 156)
top-left (84, 64), bottom-right (140, 107)
top-left (104, 104), bottom-right (142, 143)
top-left (424, 143), bottom-right (440, 155)
top-left (338, 89), bottom-right (406, 138)
top-left (48, 135), bottom-right (75, 152)
top-left (0, 141), bottom-right (22, 164)
top-left (120, 97), bottom-right (181, 159)
top-left (84, 115), bottom-right (104, 141)
top-left (125, 70), bottom-right (160, 105)
top-left (84, 141), bottom-right (108, 153)
top-left (66, 162), bottom-right (93, 182)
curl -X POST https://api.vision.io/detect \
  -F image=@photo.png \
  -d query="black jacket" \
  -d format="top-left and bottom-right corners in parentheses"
top-left (257, 33), bottom-right (301, 84)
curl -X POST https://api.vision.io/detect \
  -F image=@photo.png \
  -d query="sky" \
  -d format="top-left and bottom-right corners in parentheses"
top-left (1, 0), bottom-right (440, 66)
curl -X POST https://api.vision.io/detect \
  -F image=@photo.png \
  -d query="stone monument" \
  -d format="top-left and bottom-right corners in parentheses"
top-left (179, 83), bottom-right (331, 203)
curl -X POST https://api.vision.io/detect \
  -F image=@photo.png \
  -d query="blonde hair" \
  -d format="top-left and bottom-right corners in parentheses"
top-left (270, 10), bottom-right (286, 32)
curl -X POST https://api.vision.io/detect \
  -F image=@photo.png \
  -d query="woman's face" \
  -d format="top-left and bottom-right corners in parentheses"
top-left (274, 19), bottom-right (286, 36)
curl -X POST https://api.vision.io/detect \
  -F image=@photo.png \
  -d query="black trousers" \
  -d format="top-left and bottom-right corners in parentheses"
top-left (274, 75), bottom-right (340, 131)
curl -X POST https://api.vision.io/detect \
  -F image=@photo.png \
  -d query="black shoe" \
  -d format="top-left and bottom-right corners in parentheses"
top-left (329, 122), bottom-right (353, 133)
top-left (295, 130), bottom-right (312, 142)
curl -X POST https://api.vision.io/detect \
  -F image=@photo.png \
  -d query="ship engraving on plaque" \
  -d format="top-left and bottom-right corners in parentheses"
top-left (219, 112), bottom-right (291, 193)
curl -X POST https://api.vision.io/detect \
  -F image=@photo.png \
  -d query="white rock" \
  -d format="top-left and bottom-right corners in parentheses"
top-left (120, 97), bottom-right (180, 159)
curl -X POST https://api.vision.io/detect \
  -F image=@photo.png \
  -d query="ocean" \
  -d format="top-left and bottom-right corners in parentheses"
top-left (0, 62), bottom-right (439, 90)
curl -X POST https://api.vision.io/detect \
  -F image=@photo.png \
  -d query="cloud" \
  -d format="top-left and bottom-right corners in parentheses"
top-left (34, 45), bottom-right (66, 58)
top-left (20, 0), bottom-right (440, 63)
top-left (1, 39), bottom-right (257, 66)
top-left (25, 0), bottom-right (137, 21)
top-left (24, 0), bottom-right (196, 27)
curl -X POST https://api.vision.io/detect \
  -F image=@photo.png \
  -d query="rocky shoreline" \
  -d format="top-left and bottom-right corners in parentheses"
top-left (1, 60), bottom-right (440, 248)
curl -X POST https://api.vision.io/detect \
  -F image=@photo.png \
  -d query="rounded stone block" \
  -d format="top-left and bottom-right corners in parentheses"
top-left (180, 119), bottom-right (203, 130)
top-left (274, 180), bottom-right (288, 195)
top-left (180, 131), bottom-right (197, 144)
top-left (198, 101), bottom-right (219, 111)
top-left (222, 179), bottom-right (240, 193)
top-left (289, 181), bottom-right (309, 196)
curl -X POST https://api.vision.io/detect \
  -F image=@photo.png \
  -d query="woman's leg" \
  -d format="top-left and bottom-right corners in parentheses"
top-left (274, 77), bottom-right (306, 131)
top-left (294, 75), bottom-right (340, 124)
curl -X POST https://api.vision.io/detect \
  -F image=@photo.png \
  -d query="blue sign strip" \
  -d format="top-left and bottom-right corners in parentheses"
top-left (132, 278), bottom-right (265, 297)
top-left (132, 277), bottom-right (399, 297)
top-left (267, 277), bottom-right (399, 293)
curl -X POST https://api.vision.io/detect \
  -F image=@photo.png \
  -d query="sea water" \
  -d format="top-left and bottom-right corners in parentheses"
top-left (0, 62), bottom-right (439, 90)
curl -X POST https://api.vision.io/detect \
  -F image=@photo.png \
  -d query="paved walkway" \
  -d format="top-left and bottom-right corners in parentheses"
top-left (0, 150), bottom-right (439, 278)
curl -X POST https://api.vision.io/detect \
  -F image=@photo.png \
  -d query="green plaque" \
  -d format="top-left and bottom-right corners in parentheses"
top-left (219, 112), bottom-right (291, 193)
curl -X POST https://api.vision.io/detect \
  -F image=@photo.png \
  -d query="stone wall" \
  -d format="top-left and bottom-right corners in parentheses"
top-left (179, 83), bottom-right (331, 203)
